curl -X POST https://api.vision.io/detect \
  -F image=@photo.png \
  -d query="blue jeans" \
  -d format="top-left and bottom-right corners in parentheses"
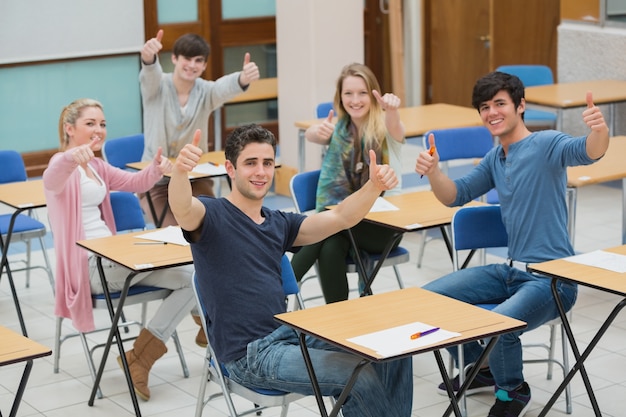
top-left (423, 262), bottom-right (577, 392)
top-left (224, 325), bottom-right (413, 417)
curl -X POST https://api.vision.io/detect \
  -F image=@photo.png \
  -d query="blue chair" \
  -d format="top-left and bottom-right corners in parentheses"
top-left (192, 255), bottom-right (308, 417)
top-left (417, 126), bottom-right (498, 268)
top-left (101, 133), bottom-right (144, 169)
top-left (496, 65), bottom-right (557, 127)
top-left (289, 170), bottom-right (408, 305)
top-left (53, 191), bottom-right (189, 398)
top-left (0, 150), bottom-right (54, 292)
top-left (449, 205), bottom-right (571, 414)
top-left (316, 101), bottom-right (334, 118)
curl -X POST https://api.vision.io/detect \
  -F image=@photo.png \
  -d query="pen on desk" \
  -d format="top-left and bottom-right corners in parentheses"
top-left (420, 146), bottom-right (436, 179)
top-left (410, 327), bottom-right (440, 340)
top-left (208, 161), bottom-right (218, 166)
top-left (134, 241), bottom-right (168, 245)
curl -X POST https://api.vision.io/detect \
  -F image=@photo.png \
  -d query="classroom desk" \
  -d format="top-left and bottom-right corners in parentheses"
top-left (77, 229), bottom-right (193, 417)
top-left (127, 152), bottom-right (227, 227)
top-left (275, 287), bottom-right (526, 417)
top-left (566, 136), bottom-right (626, 245)
top-left (294, 103), bottom-right (482, 172)
top-left (214, 77), bottom-right (278, 151)
top-left (0, 326), bottom-right (52, 417)
top-left (343, 190), bottom-right (484, 295)
top-left (525, 79), bottom-right (626, 135)
top-left (528, 244), bottom-right (626, 417)
top-left (0, 179), bottom-right (46, 336)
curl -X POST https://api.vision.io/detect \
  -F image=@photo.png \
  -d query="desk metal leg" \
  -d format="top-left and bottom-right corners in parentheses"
top-left (8, 359), bottom-right (33, 417)
top-left (0, 211), bottom-right (28, 336)
top-left (538, 279), bottom-right (621, 417)
top-left (297, 332), bottom-right (368, 417)
top-left (88, 258), bottom-right (142, 417)
top-left (442, 336), bottom-right (500, 417)
top-left (346, 229), bottom-right (403, 297)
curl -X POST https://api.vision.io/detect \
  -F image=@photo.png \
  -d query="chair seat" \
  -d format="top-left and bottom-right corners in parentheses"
top-left (346, 246), bottom-right (410, 270)
top-left (214, 360), bottom-right (289, 396)
top-left (0, 214), bottom-right (46, 235)
top-left (92, 285), bottom-right (173, 308)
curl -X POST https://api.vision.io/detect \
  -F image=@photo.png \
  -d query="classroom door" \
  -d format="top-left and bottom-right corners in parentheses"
top-left (425, 0), bottom-right (559, 107)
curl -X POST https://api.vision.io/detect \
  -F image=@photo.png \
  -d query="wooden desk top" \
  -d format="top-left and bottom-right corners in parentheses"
top-left (525, 80), bottom-right (626, 108)
top-left (528, 245), bottom-right (626, 297)
top-left (0, 179), bottom-right (45, 209)
top-left (294, 103), bottom-right (482, 138)
top-left (0, 326), bottom-right (51, 366)
top-left (77, 229), bottom-right (193, 271)
top-left (275, 287), bottom-right (526, 361)
top-left (126, 152), bottom-right (226, 179)
top-left (227, 77), bottom-right (277, 104)
top-left (567, 136), bottom-right (626, 187)
top-left (363, 190), bottom-right (484, 232)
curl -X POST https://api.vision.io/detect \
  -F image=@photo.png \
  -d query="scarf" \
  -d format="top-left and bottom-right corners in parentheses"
top-left (315, 116), bottom-right (388, 212)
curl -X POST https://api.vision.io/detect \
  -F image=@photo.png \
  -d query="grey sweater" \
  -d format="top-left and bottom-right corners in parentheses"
top-left (140, 59), bottom-right (244, 161)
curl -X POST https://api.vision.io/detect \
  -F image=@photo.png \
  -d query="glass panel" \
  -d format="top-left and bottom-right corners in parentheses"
top-left (606, 0), bottom-right (626, 26)
top-left (223, 44), bottom-right (277, 127)
top-left (222, 0), bottom-right (276, 19)
top-left (157, 0), bottom-right (198, 24)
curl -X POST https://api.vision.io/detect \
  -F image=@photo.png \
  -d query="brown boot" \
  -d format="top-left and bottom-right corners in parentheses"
top-left (192, 314), bottom-right (208, 348)
top-left (117, 328), bottom-right (167, 401)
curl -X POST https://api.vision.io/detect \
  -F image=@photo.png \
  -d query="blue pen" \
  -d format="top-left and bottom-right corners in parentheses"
top-left (410, 327), bottom-right (440, 340)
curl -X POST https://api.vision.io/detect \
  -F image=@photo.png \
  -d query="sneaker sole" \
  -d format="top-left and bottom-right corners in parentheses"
top-left (437, 384), bottom-right (494, 396)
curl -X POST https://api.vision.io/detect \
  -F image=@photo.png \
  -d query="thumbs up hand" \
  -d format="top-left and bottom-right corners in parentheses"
top-left (174, 129), bottom-right (203, 173)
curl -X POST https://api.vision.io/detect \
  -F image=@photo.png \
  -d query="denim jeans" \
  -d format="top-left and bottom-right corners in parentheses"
top-left (224, 325), bottom-right (413, 417)
top-left (423, 262), bottom-right (577, 392)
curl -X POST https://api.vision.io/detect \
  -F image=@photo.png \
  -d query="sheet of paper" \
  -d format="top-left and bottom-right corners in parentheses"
top-left (193, 162), bottom-right (227, 176)
top-left (135, 226), bottom-right (189, 246)
top-left (369, 197), bottom-right (399, 213)
top-left (563, 250), bottom-right (626, 273)
top-left (347, 321), bottom-right (460, 357)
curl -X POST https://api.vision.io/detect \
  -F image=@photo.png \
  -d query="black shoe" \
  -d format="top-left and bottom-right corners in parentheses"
top-left (437, 364), bottom-right (495, 396)
top-left (488, 382), bottom-right (532, 417)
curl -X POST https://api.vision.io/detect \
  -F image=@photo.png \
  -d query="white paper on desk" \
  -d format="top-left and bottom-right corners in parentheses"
top-left (135, 226), bottom-right (189, 246)
top-left (369, 197), bottom-right (399, 213)
top-left (193, 162), bottom-right (227, 176)
top-left (563, 250), bottom-right (626, 273)
top-left (347, 322), bottom-right (460, 358)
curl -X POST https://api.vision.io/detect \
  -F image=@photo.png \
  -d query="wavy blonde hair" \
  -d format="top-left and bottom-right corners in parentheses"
top-left (58, 98), bottom-right (103, 151)
top-left (333, 63), bottom-right (386, 149)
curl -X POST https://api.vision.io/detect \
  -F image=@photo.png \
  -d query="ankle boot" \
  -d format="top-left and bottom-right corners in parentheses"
top-left (117, 328), bottom-right (167, 401)
top-left (192, 314), bottom-right (208, 348)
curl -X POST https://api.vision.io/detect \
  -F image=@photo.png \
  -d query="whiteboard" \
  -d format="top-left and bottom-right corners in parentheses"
top-left (0, 0), bottom-right (145, 64)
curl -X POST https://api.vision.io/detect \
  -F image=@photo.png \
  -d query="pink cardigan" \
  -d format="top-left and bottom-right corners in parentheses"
top-left (43, 152), bottom-right (163, 332)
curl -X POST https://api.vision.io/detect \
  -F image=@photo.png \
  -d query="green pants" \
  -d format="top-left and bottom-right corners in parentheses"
top-left (291, 222), bottom-right (402, 303)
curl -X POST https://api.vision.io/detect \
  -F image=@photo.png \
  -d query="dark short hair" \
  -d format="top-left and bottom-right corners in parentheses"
top-left (173, 34), bottom-right (210, 60)
top-left (471, 71), bottom-right (526, 119)
top-left (225, 124), bottom-right (277, 166)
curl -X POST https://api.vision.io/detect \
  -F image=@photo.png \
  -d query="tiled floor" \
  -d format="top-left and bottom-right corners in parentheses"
top-left (2, 142), bottom-right (625, 417)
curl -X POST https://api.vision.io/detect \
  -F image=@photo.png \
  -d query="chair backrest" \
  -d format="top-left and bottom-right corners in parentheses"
top-left (101, 133), bottom-right (145, 169)
top-left (110, 191), bottom-right (145, 232)
top-left (451, 205), bottom-right (508, 271)
top-left (423, 126), bottom-right (494, 164)
top-left (496, 65), bottom-right (554, 87)
top-left (0, 150), bottom-right (28, 184)
top-left (316, 102), bottom-right (334, 118)
top-left (289, 170), bottom-right (321, 214)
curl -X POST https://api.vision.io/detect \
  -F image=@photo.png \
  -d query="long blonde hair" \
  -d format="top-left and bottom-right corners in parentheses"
top-left (58, 98), bottom-right (103, 151)
top-left (333, 63), bottom-right (386, 149)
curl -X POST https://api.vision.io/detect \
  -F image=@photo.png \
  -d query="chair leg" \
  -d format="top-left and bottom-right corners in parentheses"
top-left (392, 265), bottom-right (405, 289)
top-left (171, 330), bottom-right (189, 378)
top-left (416, 230), bottom-right (428, 268)
top-left (195, 357), bottom-right (211, 417)
top-left (79, 333), bottom-right (104, 399)
top-left (25, 239), bottom-right (32, 288)
top-left (54, 317), bottom-right (62, 373)
top-left (560, 323), bottom-right (572, 414)
top-left (546, 323), bottom-right (557, 380)
top-left (37, 235), bottom-right (55, 294)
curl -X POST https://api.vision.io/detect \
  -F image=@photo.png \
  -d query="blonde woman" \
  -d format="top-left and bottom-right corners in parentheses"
top-left (291, 63), bottom-right (406, 303)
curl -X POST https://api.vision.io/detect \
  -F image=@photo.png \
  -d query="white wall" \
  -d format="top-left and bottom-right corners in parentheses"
top-left (557, 22), bottom-right (626, 136)
top-left (276, 0), bottom-right (364, 172)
